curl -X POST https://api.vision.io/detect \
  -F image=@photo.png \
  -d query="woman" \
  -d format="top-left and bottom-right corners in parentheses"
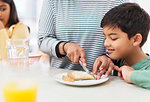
top-left (0, 0), bottom-right (29, 60)
top-left (38, 0), bottom-right (128, 77)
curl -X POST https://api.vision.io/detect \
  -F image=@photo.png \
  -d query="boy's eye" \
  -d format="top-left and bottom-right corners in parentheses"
top-left (111, 38), bottom-right (118, 41)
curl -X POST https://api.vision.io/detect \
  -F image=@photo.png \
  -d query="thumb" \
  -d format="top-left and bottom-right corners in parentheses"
top-left (80, 50), bottom-right (87, 66)
top-left (79, 58), bottom-right (87, 67)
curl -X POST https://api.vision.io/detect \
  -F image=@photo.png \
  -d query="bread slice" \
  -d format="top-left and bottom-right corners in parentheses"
top-left (62, 75), bottom-right (75, 82)
top-left (67, 71), bottom-right (95, 81)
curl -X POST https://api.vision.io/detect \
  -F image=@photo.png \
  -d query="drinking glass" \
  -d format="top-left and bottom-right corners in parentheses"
top-left (6, 39), bottom-right (29, 68)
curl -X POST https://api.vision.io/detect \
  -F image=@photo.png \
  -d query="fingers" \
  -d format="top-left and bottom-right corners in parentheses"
top-left (74, 51), bottom-right (80, 64)
top-left (99, 57), bottom-right (108, 71)
top-left (92, 57), bottom-right (102, 74)
top-left (97, 68), bottom-right (106, 79)
top-left (67, 51), bottom-right (72, 60)
top-left (66, 43), bottom-right (86, 65)
top-left (118, 72), bottom-right (123, 80)
top-left (105, 63), bottom-right (114, 78)
top-left (94, 56), bottom-right (112, 78)
top-left (80, 48), bottom-right (86, 66)
top-left (68, 52), bottom-right (80, 64)
top-left (114, 66), bottom-right (121, 72)
top-left (116, 67), bottom-right (123, 80)
top-left (93, 55), bottom-right (110, 75)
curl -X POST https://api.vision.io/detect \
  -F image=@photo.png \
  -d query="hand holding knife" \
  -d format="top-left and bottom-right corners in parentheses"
top-left (79, 60), bottom-right (96, 80)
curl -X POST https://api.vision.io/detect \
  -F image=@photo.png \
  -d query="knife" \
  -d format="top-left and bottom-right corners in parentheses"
top-left (79, 60), bottom-right (96, 80)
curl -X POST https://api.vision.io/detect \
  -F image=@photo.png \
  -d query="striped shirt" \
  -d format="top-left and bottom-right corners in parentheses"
top-left (38, 0), bottom-right (127, 71)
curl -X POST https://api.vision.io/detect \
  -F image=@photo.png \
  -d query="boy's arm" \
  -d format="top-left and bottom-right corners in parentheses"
top-left (38, 0), bottom-right (61, 58)
top-left (120, 66), bottom-right (150, 90)
top-left (130, 70), bottom-right (150, 90)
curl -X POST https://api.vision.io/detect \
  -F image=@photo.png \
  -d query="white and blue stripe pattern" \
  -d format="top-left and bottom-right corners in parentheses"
top-left (38, 0), bottom-right (127, 71)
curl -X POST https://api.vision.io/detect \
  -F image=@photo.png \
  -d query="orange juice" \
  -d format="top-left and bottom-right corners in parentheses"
top-left (3, 81), bottom-right (38, 102)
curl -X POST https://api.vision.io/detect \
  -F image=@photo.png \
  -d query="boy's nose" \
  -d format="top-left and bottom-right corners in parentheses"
top-left (104, 39), bottom-right (111, 47)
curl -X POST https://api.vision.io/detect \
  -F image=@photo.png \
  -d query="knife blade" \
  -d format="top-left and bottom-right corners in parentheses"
top-left (79, 60), bottom-right (96, 80)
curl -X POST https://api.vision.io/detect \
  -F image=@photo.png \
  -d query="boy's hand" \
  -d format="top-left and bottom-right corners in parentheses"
top-left (92, 55), bottom-right (114, 79)
top-left (114, 66), bottom-right (124, 80)
top-left (120, 66), bottom-right (134, 83)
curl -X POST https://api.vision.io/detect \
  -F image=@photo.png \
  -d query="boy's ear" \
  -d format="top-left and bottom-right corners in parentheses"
top-left (132, 33), bottom-right (142, 46)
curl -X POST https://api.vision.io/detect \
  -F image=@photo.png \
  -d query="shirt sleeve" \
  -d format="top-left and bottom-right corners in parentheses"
top-left (130, 70), bottom-right (150, 90)
top-left (10, 22), bottom-right (29, 39)
top-left (38, 0), bottom-right (62, 58)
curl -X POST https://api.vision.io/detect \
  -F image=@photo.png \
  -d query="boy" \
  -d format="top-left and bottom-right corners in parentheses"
top-left (101, 3), bottom-right (150, 89)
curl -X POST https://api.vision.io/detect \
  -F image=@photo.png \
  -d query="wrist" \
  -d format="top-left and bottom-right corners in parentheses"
top-left (127, 70), bottom-right (134, 83)
top-left (58, 41), bottom-right (71, 55)
top-left (58, 42), bottom-right (65, 55)
top-left (62, 41), bottom-right (71, 55)
top-left (56, 41), bottom-right (65, 58)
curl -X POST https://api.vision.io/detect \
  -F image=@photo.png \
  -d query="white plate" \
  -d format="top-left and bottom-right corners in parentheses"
top-left (55, 72), bottom-right (109, 86)
top-left (29, 54), bottom-right (42, 58)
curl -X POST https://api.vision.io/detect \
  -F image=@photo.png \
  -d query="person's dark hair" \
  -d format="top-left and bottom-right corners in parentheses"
top-left (101, 3), bottom-right (150, 47)
top-left (2, 0), bottom-right (19, 27)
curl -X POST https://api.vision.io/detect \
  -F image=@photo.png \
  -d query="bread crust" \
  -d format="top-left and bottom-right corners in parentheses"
top-left (67, 71), bottom-right (94, 80)
top-left (62, 75), bottom-right (75, 82)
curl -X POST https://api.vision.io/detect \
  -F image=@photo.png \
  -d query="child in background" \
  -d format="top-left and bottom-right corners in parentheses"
top-left (0, 0), bottom-right (29, 60)
top-left (101, 3), bottom-right (150, 89)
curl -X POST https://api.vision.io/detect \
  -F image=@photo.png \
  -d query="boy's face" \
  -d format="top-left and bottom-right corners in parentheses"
top-left (103, 26), bottom-right (134, 60)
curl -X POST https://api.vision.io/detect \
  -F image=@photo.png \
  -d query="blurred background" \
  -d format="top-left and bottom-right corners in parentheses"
top-left (13, 0), bottom-right (150, 54)
top-left (14, 0), bottom-right (43, 53)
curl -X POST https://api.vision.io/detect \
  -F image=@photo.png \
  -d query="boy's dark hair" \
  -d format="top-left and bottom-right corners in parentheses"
top-left (2, 0), bottom-right (19, 27)
top-left (101, 3), bottom-right (150, 47)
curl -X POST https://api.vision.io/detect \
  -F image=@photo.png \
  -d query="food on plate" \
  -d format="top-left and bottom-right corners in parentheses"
top-left (62, 75), bottom-right (75, 82)
top-left (62, 71), bottom-right (96, 82)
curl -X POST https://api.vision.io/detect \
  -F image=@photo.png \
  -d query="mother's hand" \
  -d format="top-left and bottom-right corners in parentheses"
top-left (92, 55), bottom-right (115, 79)
top-left (59, 42), bottom-right (86, 66)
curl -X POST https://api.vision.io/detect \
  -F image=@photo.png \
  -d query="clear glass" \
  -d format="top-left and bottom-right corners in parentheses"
top-left (6, 39), bottom-right (29, 68)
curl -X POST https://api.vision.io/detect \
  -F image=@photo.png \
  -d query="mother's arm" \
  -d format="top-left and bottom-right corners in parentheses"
top-left (38, 0), bottom-right (61, 58)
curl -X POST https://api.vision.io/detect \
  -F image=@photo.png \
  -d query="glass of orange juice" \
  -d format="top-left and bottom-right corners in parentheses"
top-left (1, 55), bottom-right (41, 102)
top-left (3, 80), bottom-right (38, 102)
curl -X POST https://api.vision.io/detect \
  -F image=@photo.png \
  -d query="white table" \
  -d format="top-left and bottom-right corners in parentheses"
top-left (1, 63), bottom-right (150, 102)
